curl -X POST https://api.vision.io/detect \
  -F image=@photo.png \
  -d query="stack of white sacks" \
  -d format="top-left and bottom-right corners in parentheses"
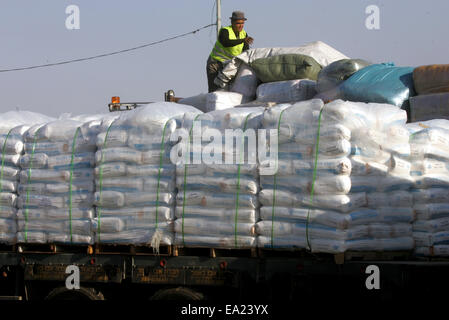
top-left (0, 125), bottom-right (21, 244)
top-left (0, 111), bottom-right (54, 244)
top-left (408, 120), bottom-right (449, 256)
top-left (93, 103), bottom-right (200, 247)
top-left (255, 79), bottom-right (317, 104)
top-left (17, 117), bottom-right (105, 244)
top-left (174, 107), bottom-right (265, 249)
top-left (257, 99), bottom-right (415, 253)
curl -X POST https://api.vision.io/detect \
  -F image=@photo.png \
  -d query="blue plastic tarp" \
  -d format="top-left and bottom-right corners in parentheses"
top-left (340, 63), bottom-right (416, 107)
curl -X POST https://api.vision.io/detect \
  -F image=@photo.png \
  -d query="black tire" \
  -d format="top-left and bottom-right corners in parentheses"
top-left (150, 287), bottom-right (204, 301)
top-left (45, 286), bottom-right (105, 301)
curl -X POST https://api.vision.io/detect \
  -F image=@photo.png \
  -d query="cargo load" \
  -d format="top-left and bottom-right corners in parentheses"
top-left (93, 103), bottom-right (201, 247)
top-left (17, 117), bottom-right (107, 244)
top-left (249, 54), bottom-right (322, 83)
top-left (413, 64), bottom-right (449, 95)
top-left (257, 99), bottom-right (414, 253)
top-left (340, 63), bottom-right (416, 108)
top-left (408, 119), bottom-right (449, 257)
top-left (409, 93), bottom-right (449, 122)
top-left (0, 111), bottom-right (54, 245)
top-left (316, 58), bottom-right (371, 94)
top-left (216, 41), bottom-right (349, 90)
top-left (230, 64), bottom-right (259, 102)
top-left (255, 79), bottom-right (317, 103)
top-left (174, 107), bottom-right (264, 249)
top-left (178, 91), bottom-right (244, 113)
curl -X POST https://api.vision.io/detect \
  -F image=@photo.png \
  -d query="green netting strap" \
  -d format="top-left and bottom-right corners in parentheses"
top-left (306, 105), bottom-right (325, 251)
top-left (181, 114), bottom-right (201, 246)
top-left (271, 109), bottom-right (286, 248)
top-left (234, 113), bottom-right (252, 248)
top-left (96, 121), bottom-right (116, 243)
top-left (0, 129), bottom-right (14, 200)
top-left (155, 120), bottom-right (171, 230)
top-left (68, 127), bottom-right (81, 243)
top-left (24, 129), bottom-right (41, 243)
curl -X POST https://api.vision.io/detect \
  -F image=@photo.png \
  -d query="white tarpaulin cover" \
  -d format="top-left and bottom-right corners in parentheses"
top-left (216, 41), bottom-right (349, 89)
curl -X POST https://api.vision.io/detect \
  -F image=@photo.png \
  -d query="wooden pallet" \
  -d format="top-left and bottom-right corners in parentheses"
top-left (257, 248), bottom-right (311, 259)
top-left (173, 246), bottom-right (257, 258)
top-left (334, 250), bottom-right (413, 264)
top-left (94, 244), bottom-right (172, 256)
top-left (414, 247), bottom-right (449, 261)
top-left (16, 243), bottom-right (93, 254)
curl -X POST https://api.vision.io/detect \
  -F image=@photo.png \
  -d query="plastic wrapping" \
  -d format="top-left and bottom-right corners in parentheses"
top-left (216, 41), bottom-right (349, 89)
top-left (175, 107), bottom-right (264, 249)
top-left (230, 64), bottom-right (259, 101)
top-left (259, 207), bottom-right (413, 229)
top-left (409, 120), bottom-right (449, 256)
top-left (258, 99), bottom-right (413, 253)
top-left (316, 58), bottom-right (371, 93)
top-left (250, 54), bottom-right (322, 83)
top-left (18, 117), bottom-right (100, 245)
top-left (340, 63), bottom-right (416, 108)
top-left (205, 92), bottom-right (244, 112)
top-left (409, 93), bottom-right (449, 122)
top-left (0, 111), bottom-right (55, 244)
top-left (95, 103), bottom-right (201, 246)
top-left (256, 79), bottom-right (317, 103)
top-left (178, 93), bottom-right (208, 113)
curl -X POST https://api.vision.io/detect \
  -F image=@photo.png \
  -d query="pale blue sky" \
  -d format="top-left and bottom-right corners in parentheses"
top-left (1, 0), bottom-right (448, 116)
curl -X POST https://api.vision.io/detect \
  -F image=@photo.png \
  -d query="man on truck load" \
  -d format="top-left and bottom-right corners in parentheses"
top-left (206, 10), bottom-right (254, 92)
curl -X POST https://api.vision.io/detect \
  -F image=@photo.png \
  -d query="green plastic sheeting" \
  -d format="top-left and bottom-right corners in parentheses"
top-left (250, 54), bottom-right (322, 83)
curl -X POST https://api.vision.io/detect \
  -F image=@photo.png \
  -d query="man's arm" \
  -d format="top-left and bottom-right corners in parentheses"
top-left (218, 28), bottom-right (246, 47)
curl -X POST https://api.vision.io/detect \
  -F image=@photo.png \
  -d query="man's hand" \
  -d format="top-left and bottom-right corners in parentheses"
top-left (244, 36), bottom-right (254, 45)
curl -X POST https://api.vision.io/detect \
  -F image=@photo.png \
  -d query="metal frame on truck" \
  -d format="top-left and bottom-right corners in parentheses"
top-left (1, 243), bottom-right (449, 301)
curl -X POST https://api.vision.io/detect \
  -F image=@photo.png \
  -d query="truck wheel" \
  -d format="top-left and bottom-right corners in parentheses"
top-left (150, 287), bottom-right (203, 301)
top-left (45, 286), bottom-right (105, 301)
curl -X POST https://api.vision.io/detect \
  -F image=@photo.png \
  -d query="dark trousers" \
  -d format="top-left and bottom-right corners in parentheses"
top-left (206, 56), bottom-right (223, 93)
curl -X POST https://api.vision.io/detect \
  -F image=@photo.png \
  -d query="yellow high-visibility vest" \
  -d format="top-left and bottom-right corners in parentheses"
top-left (210, 26), bottom-right (247, 62)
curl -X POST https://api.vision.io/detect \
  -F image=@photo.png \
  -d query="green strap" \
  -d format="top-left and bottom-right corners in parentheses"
top-left (96, 121), bottom-right (116, 243)
top-left (68, 127), bottom-right (81, 243)
top-left (306, 106), bottom-right (325, 251)
top-left (0, 129), bottom-right (13, 200)
top-left (270, 109), bottom-right (286, 248)
top-left (155, 120), bottom-right (171, 230)
top-left (24, 130), bottom-right (40, 243)
top-left (234, 113), bottom-right (252, 248)
top-left (181, 114), bottom-right (201, 246)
